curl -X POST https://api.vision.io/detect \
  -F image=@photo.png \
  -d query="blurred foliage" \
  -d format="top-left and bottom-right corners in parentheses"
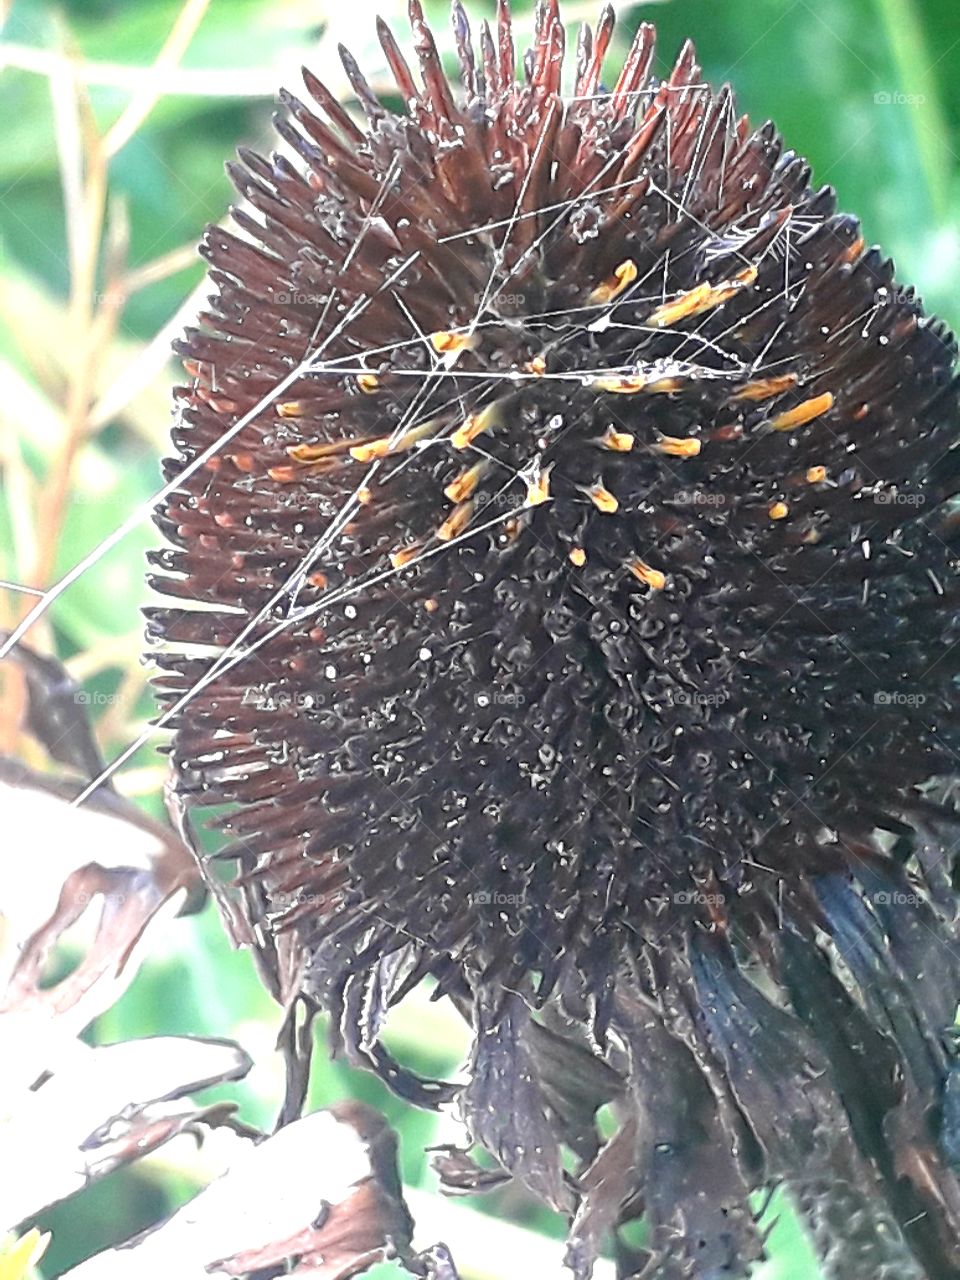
top-left (0, 0), bottom-right (956, 1276)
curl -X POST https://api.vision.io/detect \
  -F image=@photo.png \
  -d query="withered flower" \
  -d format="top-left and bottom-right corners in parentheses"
top-left (151, 3), bottom-right (960, 1276)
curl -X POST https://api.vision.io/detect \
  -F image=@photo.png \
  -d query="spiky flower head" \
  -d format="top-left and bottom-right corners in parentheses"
top-left (152, 4), bottom-right (960, 1275)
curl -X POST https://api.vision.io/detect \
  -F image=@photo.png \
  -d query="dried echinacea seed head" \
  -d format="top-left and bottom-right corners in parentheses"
top-left (151, 4), bottom-right (960, 1276)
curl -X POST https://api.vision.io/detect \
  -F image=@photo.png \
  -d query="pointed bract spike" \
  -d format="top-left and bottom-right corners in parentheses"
top-left (451, 0), bottom-right (479, 97)
top-left (339, 43), bottom-right (385, 119)
top-left (612, 22), bottom-right (656, 115)
top-left (574, 22), bottom-right (592, 96)
top-left (378, 16), bottom-right (420, 106)
top-left (497, 0), bottom-right (515, 91)
top-left (480, 20), bottom-right (498, 95)
top-left (301, 64), bottom-right (364, 142)
top-left (410, 2), bottom-right (458, 122)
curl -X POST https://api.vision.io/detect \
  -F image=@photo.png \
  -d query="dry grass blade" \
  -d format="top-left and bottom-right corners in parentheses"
top-left (104, 0), bottom-right (211, 157)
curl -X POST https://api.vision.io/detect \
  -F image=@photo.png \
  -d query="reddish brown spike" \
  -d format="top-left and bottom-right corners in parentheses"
top-left (288, 99), bottom-right (357, 168)
top-left (300, 65), bottom-right (364, 144)
top-left (514, 96), bottom-right (562, 251)
top-left (338, 42), bottom-right (385, 121)
top-left (497, 0), bottom-right (515, 92)
top-left (573, 21), bottom-right (592, 97)
top-left (532, 0), bottom-right (564, 98)
top-left (615, 103), bottom-right (667, 188)
top-left (612, 22), bottom-right (655, 117)
top-left (480, 20), bottom-right (499, 96)
top-left (409, 0), bottom-right (458, 123)
top-left (451, 0), bottom-right (479, 98)
top-left (378, 15), bottom-right (420, 106)
top-left (669, 37), bottom-right (701, 93)
top-left (580, 4), bottom-right (615, 100)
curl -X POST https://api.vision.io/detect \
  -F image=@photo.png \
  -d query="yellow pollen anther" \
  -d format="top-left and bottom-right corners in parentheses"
top-left (268, 463), bottom-right (316, 483)
top-left (730, 373), bottom-right (800, 403)
top-left (841, 236), bottom-right (865, 263)
top-left (628, 559), bottom-right (666, 590)
top-left (349, 439), bottom-right (395, 462)
top-left (768, 501), bottom-right (790, 520)
top-left (430, 329), bottom-right (477, 355)
top-left (389, 544), bottom-right (421, 569)
top-left (288, 439), bottom-right (354, 462)
top-left (589, 258), bottom-right (639, 305)
top-left (523, 355), bottom-right (547, 376)
top-left (601, 426), bottom-right (635, 452)
top-left (591, 374), bottom-right (648, 394)
top-left (646, 266), bottom-right (757, 329)
top-left (437, 501), bottom-right (474, 541)
top-left (586, 482), bottom-right (619, 514)
top-left (444, 462), bottom-right (485, 503)
top-left (525, 465), bottom-right (552, 507)
top-left (451, 403), bottom-right (498, 450)
top-left (349, 418), bottom-right (437, 463)
top-left (655, 434), bottom-right (702, 458)
top-left (277, 400), bottom-right (304, 418)
top-left (424, 597), bottom-right (439, 612)
top-left (356, 373), bottom-right (380, 393)
top-left (645, 377), bottom-right (686, 394)
top-left (569, 547), bottom-right (587, 567)
top-left (769, 392), bottom-right (835, 432)
top-left (805, 466), bottom-right (827, 484)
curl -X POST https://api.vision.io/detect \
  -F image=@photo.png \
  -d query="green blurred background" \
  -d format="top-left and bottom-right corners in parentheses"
top-left (0, 0), bottom-right (957, 1275)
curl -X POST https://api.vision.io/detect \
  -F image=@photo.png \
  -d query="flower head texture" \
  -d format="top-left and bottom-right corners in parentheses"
top-left (151, 3), bottom-right (960, 1276)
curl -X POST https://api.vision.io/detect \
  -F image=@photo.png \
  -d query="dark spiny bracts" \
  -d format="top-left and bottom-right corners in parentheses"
top-left (151, 4), bottom-right (960, 1276)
